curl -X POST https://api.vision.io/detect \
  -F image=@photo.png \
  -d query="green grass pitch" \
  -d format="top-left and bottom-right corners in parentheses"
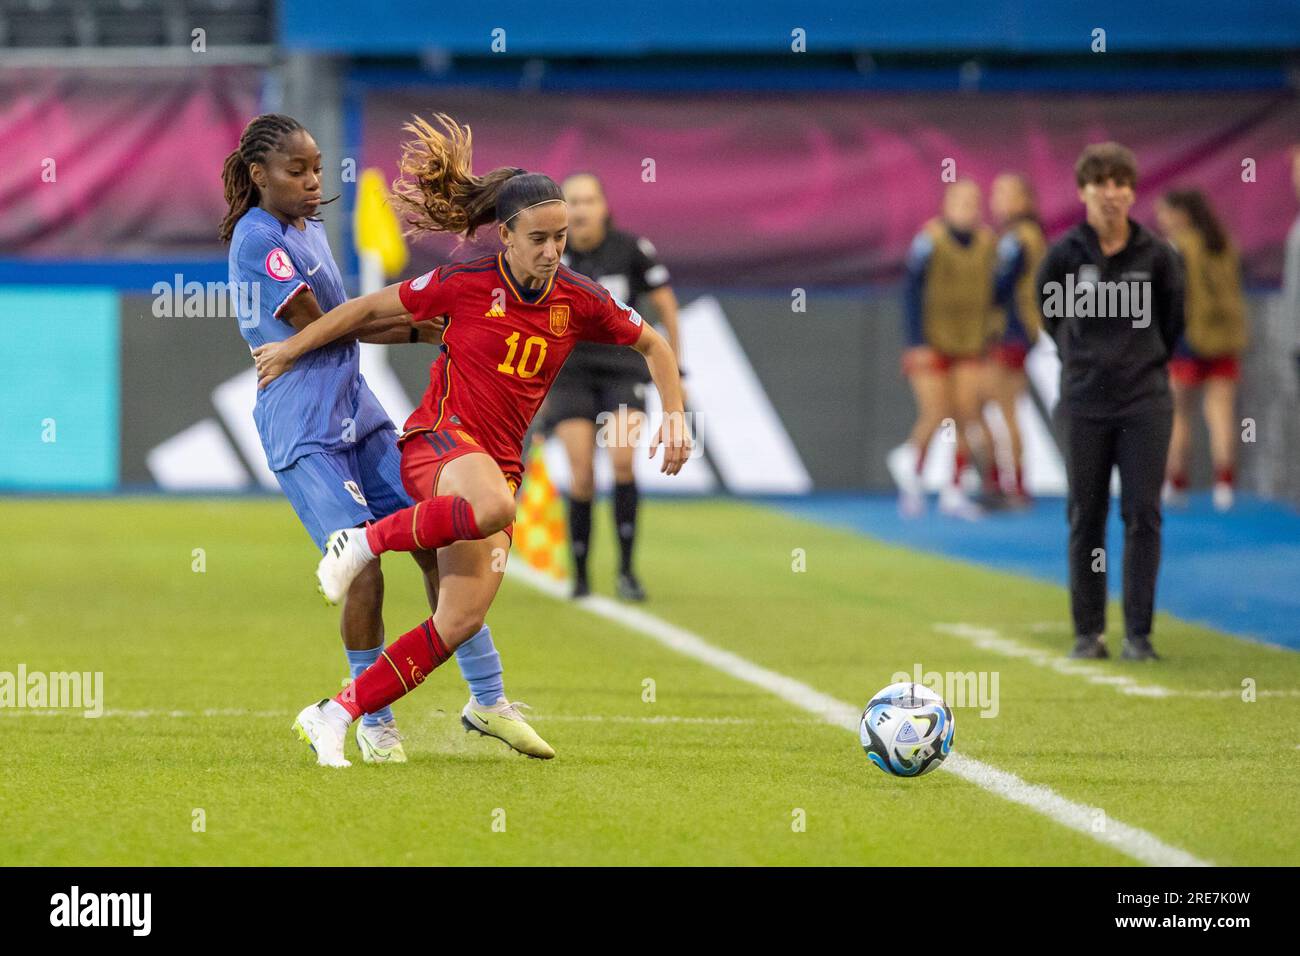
top-left (1, 497), bottom-right (1296, 865)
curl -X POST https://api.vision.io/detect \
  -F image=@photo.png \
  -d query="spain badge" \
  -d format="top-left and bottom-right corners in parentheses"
top-left (548, 304), bottom-right (570, 336)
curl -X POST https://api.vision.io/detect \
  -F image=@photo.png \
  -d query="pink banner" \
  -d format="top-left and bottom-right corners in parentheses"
top-left (362, 87), bottom-right (1300, 286)
top-left (0, 67), bottom-right (262, 258)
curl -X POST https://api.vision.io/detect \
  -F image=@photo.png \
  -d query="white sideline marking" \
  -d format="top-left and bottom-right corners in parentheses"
top-left (0, 707), bottom-right (803, 727)
top-left (935, 623), bottom-right (1178, 697)
top-left (510, 714), bottom-right (796, 726)
top-left (0, 708), bottom-right (291, 719)
top-left (933, 623), bottom-right (1300, 700)
top-left (506, 562), bottom-right (1212, 867)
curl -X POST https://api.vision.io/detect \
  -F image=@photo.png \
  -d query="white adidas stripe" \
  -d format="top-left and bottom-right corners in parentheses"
top-left (505, 562), bottom-right (1212, 867)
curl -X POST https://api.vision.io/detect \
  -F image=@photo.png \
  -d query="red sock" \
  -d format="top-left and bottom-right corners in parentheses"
top-left (953, 450), bottom-right (967, 486)
top-left (365, 496), bottom-right (482, 555)
top-left (1015, 463), bottom-right (1027, 497)
top-left (1215, 465), bottom-right (1235, 486)
top-left (336, 619), bottom-right (451, 719)
top-left (1171, 472), bottom-right (1189, 492)
top-left (987, 458), bottom-right (1002, 492)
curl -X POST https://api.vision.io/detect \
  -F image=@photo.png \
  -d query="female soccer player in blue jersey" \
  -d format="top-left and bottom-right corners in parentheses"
top-left (220, 114), bottom-right (553, 764)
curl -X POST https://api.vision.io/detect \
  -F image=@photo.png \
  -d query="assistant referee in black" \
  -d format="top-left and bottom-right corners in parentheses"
top-left (1037, 143), bottom-right (1185, 661)
top-left (544, 172), bottom-right (683, 601)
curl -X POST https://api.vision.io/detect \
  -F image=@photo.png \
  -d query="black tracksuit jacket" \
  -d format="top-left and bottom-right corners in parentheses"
top-left (1036, 219), bottom-right (1184, 419)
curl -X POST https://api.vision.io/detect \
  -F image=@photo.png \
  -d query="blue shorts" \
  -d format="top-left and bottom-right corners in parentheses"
top-left (274, 427), bottom-right (412, 552)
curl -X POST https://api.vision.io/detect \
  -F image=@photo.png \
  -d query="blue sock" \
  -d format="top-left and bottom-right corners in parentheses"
top-left (346, 646), bottom-right (395, 728)
top-left (454, 626), bottom-right (505, 706)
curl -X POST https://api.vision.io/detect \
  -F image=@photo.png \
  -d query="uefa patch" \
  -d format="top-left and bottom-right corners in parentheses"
top-left (264, 248), bottom-right (295, 281)
top-left (549, 304), bottom-right (570, 335)
top-left (614, 295), bottom-right (642, 327)
top-left (410, 270), bottom-right (434, 291)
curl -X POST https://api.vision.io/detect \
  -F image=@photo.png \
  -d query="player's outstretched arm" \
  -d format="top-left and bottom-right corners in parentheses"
top-left (355, 314), bottom-right (446, 346)
top-left (252, 283), bottom-right (408, 388)
top-left (633, 323), bottom-right (691, 475)
top-left (277, 284), bottom-right (443, 346)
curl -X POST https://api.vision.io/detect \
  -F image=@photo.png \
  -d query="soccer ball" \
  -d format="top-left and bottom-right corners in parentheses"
top-left (859, 682), bottom-right (955, 777)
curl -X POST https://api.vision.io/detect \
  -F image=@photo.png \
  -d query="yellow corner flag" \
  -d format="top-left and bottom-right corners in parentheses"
top-left (514, 437), bottom-right (569, 580)
top-left (354, 168), bottom-right (409, 284)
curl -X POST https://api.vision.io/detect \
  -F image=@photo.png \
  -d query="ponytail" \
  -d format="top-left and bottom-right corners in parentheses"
top-left (391, 112), bottom-right (561, 239)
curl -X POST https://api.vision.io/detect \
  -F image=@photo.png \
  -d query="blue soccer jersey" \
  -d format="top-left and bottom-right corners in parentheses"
top-left (229, 207), bottom-right (392, 470)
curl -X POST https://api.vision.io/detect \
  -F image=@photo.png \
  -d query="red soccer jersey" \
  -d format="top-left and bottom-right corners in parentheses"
top-left (397, 252), bottom-right (646, 477)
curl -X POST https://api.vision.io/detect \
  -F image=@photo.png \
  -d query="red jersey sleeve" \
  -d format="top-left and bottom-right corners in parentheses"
top-left (398, 267), bottom-right (455, 322)
top-left (582, 287), bottom-right (645, 347)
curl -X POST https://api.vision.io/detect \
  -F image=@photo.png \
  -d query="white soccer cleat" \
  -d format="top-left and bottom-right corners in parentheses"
top-left (1212, 481), bottom-right (1234, 513)
top-left (292, 700), bottom-right (351, 768)
top-left (938, 485), bottom-right (983, 521)
top-left (886, 443), bottom-right (926, 518)
top-left (317, 528), bottom-right (374, 605)
top-left (356, 718), bottom-right (408, 763)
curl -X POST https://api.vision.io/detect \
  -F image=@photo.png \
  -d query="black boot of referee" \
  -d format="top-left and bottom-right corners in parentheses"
top-left (617, 571), bottom-right (647, 602)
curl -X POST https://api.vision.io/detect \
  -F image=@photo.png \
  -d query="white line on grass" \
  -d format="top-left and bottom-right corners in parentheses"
top-left (507, 563), bottom-right (1212, 867)
top-left (0, 707), bottom-right (807, 726)
top-left (933, 623), bottom-right (1300, 699)
top-left (0, 708), bottom-right (292, 719)
top-left (934, 623), bottom-right (1179, 697)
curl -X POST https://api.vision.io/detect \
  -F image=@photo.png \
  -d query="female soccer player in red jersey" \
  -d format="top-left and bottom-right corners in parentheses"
top-left (253, 114), bottom-right (690, 766)
top-left (223, 114), bottom-right (550, 766)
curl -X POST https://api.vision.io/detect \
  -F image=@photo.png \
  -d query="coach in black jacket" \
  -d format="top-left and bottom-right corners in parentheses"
top-left (1036, 142), bottom-right (1185, 661)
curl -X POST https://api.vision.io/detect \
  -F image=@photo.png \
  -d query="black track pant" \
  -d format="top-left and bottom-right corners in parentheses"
top-left (1055, 406), bottom-right (1173, 640)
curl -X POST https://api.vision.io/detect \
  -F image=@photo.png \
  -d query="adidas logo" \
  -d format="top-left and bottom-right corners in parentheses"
top-left (484, 305), bottom-right (506, 317)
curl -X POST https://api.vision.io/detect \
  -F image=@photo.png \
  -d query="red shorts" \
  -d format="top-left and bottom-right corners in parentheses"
top-left (990, 342), bottom-right (1030, 370)
top-left (1169, 355), bottom-right (1240, 386)
top-left (399, 428), bottom-right (521, 541)
top-left (901, 349), bottom-right (983, 376)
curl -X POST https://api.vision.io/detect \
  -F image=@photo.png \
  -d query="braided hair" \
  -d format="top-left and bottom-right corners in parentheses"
top-left (219, 114), bottom-right (333, 243)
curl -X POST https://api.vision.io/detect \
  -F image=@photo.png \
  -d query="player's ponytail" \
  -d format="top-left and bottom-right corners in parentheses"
top-left (219, 113), bottom-right (330, 244)
top-left (392, 112), bottom-right (561, 239)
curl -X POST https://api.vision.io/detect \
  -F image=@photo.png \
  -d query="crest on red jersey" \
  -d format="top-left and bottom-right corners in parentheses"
top-left (549, 304), bottom-right (570, 335)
